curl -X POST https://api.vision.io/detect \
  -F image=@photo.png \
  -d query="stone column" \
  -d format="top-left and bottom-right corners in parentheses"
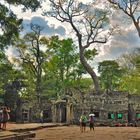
top-left (59, 104), bottom-right (62, 123)
top-left (70, 104), bottom-right (73, 123)
top-left (51, 103), bottom-right (56, 122)
top-left (66, 102), bottom-right (71, 124)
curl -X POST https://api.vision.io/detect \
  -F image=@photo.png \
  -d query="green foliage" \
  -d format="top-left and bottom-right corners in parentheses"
top-left (4, 0), bottom-right (42, 11)
top-left (12, 35), bottom-right (93, 100)
top-left (74, 78), bottom-right (93, 91)
top-left (4, 78), bottom-right (22, 109)
top-left (0, 51), bottom-right (24, 110)
top-left (42, 36), bottom-right (88, 99)
top-left (0, 4), bottom-right (22, 48)
top-left (0, 52), bottom-right (14, 94)
top-left (98, 60), bottom-right (124, 91)
top-left (118, 49), bottom-right (140, 94)
top-left (119, 71), bottom-right (140, 94)
top-left (0, 0), bottom-right (41, 49)
top-left (84, 49), bottom-right (98, 60)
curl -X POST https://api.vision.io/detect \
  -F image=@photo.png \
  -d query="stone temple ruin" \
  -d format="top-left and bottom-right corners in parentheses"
top-left (17, 91), bottom-right (140, 126)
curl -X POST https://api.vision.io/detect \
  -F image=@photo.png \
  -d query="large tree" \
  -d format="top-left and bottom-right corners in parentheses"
top-left (108, 0), bottom-right (140, 37)
top-left (45, 0), bottom-right (112, 93)
top-left (14, 24), bottom-right (47, 106)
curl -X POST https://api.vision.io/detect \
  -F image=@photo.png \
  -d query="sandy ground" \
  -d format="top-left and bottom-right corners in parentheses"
top-left (35, 126), bottom-right (140, 140)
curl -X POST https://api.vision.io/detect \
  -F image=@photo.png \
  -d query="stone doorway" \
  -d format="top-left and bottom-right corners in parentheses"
top-left (61, 104), bottom-right (66, 122)
top-left (55, 102), bottom-right (67, 123)
top-left (43, 109), bottom-right (52, 122)
top-left (22, 109), bottom-right (29, 122)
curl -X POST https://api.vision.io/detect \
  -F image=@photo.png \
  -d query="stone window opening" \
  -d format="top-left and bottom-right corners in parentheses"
top-left (108, 113), bottom-right (115, 119)
top-left (136, 113), bottom-right (140, 120)
top-left (22, 109), bottom-right (29, 122)
top-left (117, 113), bottom-right (123, 119)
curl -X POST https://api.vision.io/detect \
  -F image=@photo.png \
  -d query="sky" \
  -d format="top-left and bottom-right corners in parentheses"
top-left (5, 0), bottom-right (140, 72)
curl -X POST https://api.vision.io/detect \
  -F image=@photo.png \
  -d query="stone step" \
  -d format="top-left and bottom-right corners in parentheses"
top-left (25, 138), bottom-right (45, 140)
top-left (0, 131), bottom-right (35, 140)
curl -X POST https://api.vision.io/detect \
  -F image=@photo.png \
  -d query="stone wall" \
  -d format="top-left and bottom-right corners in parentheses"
top-left (52, 92), bottom-right (140, 126)
top-left (71, 92), bottom-right (129, 124)
top-left (17, 92), bottom-right (140, 126)
top-left (128, 94), bottom-right (140, 122)
top-left (16, 99), bottom-right (52, 123)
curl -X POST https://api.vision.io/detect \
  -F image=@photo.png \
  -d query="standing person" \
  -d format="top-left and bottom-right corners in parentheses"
top-left (79, 117), bottom-right (82, 132)
top-left (80, 112), bottom-right (88, 133)
top-left (40, 110), bottom-right (43, 123)
top-left (2, 107), bottom-right (10, 130)
top-left (89, 115), bottom-right (94, 131)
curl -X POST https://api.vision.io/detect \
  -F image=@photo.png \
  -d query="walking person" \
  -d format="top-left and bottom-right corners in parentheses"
top-left (80, 112), bottom-right (88, 133)
top-left (2, 107), bottom-right (10, 130)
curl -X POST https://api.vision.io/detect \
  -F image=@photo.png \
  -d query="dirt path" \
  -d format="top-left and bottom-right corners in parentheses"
top-left (35, 126), bottom-right (140, 140)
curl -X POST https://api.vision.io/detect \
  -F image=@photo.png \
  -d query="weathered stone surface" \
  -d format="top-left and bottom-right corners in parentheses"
top-left (51, 92), bottom-right (140, 126)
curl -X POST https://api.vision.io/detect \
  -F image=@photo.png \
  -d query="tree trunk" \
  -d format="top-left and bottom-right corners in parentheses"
top-left (134, 22), bottom-right (140, 38)
top-left (36, 37), bottom-right (42, 107)
top-left (132, 18), bottom-right (140, 38)
top-left (36, 75), bottom-right (41, 106)
top-left (79, 48), bottom-right (100, 93)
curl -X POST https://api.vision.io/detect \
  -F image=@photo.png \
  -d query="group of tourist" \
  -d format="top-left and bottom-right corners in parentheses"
top-left (0, 106), bottom-right (10, 130)
top-left (79, 112), bottom-right (95, 133)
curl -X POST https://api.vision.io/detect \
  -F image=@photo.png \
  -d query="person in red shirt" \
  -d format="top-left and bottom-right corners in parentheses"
top-left (89, 116), bottom-right (94, 131)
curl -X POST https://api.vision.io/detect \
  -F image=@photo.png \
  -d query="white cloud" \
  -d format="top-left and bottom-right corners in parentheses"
top-left (22, 16), bottom-right (66, 36)
top-left (94, 28), bottom-right (140, 64)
